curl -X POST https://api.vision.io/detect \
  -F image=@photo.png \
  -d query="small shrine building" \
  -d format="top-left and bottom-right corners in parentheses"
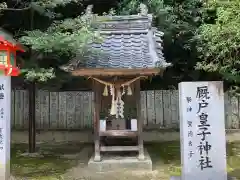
top-left (62, 4), bottom-right (171, 162)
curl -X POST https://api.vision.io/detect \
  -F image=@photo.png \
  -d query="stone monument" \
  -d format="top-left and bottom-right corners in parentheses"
top-left (0, 76), bottom-right (11, 179)
top-left (171, 81), bottom-right (229, 180)
top-left (0, 30), bottom-right (24, 179)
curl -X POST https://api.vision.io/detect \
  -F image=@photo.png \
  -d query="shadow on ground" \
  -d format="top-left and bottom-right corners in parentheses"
top-left (11, 143), bottom-right (89, 179)
top-left (146, 141), bottom-right (181, 175)
top-left (11, 141), bottom-right (240, 179)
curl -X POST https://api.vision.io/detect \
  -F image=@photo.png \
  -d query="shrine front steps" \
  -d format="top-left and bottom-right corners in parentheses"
top-left (88, 148), bottom-right (152, 172)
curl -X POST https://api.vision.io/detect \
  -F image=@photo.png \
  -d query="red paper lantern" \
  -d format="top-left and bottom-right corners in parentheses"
top-left (0, 36), bottom-right (25, 76)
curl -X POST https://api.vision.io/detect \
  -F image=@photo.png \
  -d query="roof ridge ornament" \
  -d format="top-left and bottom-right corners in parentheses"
top-left (86, 5), bottom-right (93, 16)
top-left (139, 3), bottom-right (148, 16)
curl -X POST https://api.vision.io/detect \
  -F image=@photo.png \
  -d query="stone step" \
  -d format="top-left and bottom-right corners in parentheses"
top-left (88, 149), bottom-right (152, 172)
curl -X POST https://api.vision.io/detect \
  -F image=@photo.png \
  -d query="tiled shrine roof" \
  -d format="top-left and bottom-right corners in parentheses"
top-left (63, 4), bottom-right (172, 75)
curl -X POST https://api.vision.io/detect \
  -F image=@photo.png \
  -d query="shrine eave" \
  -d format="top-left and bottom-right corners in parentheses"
top-left (70, 67), bottom-right (165, 77)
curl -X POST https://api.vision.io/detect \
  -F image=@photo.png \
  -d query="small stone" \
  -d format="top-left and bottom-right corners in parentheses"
top-left (19, 152), bottom-right (44, 158)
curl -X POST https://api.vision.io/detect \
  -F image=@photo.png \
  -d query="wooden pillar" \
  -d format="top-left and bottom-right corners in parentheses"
top-left (28, 81), bottom-right (36, 153)
top-left (93, 80), bottom-right (101, 161)
top-left (135, 79), bottom-right (144, 160)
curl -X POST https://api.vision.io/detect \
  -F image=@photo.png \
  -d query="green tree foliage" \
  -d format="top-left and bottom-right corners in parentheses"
top-left (118, 0), bottom-right (205, 84)
top-left (0, 1), bottom-right (100, 83)
top-left (195, 0), bottom-right (240, 90)
top-left (2, 0), bottom-right (238, 90)
top-left (19, 11), bottom-right (99, 82)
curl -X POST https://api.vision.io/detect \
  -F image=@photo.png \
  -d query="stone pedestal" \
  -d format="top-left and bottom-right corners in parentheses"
top-left (88, 149), bottom-right (152, 172)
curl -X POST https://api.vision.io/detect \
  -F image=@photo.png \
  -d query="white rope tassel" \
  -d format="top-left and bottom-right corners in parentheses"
top-left (103, 85), bottom-right (108, 96)
top-left (110, 85), bottom-right (116, 115)
top-left (119, 99), bottom-right (124, 118)
top-left (122, 85), bottom-right (126, 95)
top-left (127, 85), bottom-right (132, 95)
top-left (87, 76), bottom-right (147, 118)
top-left (116, 90), bottom-right (124, 118)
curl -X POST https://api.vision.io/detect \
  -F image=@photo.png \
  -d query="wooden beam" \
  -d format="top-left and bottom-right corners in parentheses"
top-left (99, 130), bottom-right (138, 137)
top-left (71, 68), bottom-right (163, 76)
top-left (135, 79), bottom-right (144, 160)
top-left (100, 146), bottom-right (138, 152)
top-left (93, 80), bottom-right (101, 161)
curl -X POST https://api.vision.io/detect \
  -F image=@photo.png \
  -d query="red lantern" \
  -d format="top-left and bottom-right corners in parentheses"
top-left (0, 36), bottom-right (25, 76)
